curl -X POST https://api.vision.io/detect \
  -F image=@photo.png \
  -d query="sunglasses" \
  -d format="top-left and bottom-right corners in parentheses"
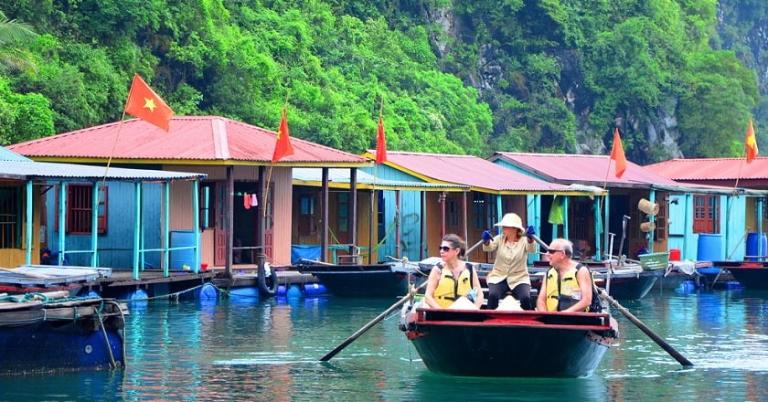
top-left (547, 249), bottom-right (565, 254)
top-left (439, 246), bottom-right (453, 252)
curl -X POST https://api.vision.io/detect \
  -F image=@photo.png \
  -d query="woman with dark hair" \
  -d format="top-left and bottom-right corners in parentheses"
top-left (424, 234), bottom-right (484, 309)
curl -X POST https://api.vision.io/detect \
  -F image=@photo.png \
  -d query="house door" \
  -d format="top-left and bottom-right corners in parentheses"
top-left (214, 182), bottom-right (226, 266)
top-left (264, 183), bottom-right (274, 262)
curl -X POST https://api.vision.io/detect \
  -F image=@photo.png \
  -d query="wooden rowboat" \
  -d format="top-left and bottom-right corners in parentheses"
top-left (401, 308), bottom-right (618, 378)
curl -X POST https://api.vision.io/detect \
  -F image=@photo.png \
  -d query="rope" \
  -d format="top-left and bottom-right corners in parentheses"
top-left (0, 292), bottom-right (50, 304)
top-left (95, 306), bottom-right (117, 369)
top-left (115, 283), bottom-right (206, 302)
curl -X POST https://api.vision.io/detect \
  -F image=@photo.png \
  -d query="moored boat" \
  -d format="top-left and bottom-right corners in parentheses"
top-left (0, 291), bottom-right (126, 375)
top-left (295, 261), bottom-right (427, 297)
top-left (400, 308), bottom-right (618, 377)
top-left (716, 261), bottom-right (768, 289)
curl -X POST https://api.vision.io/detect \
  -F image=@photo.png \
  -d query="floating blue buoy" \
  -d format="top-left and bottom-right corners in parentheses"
top-left (677, 280), bottom-right (696, 294)
top-left (229, 287), bottom-right (259, 302)
top-left (277, 285), bottom-right (287, 296)
top-left (129, 288), bottom-right (148, 302)
top-left (199, 283), bottom-right (218, 300)
top-left (303, 283), bottom-right (327, 296)
top-left (724, 281), bottom-right (744, 291)
top-left (286, 284), bottom-right (302, 299)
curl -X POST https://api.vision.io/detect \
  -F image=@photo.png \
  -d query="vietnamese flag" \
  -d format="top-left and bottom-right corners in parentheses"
top-left (610, 127), bottom-right (627, 178)
top-left (746, 118), bottom-right (759, 163)
top-left (124, 74), bottom-right (174, 131)
top-left (272, 106), bottom-right (294, 163)
top-left (375, 114), bottom-right (387, 164)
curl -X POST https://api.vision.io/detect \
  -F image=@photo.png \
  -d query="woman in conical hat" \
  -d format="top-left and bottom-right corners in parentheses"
top-left (481, 213), bottom-right (536, 310)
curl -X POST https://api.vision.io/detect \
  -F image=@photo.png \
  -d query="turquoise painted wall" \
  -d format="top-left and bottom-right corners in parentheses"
top-left (364, 165), bottom-right (428, 262)
top-left (48, 181), bottom-right (162, 269)
top-left (666, 194), bottom-right (746, 261)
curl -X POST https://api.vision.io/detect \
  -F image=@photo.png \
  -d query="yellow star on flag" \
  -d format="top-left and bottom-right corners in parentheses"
top-left (143, 98), bottom-right (157, 112)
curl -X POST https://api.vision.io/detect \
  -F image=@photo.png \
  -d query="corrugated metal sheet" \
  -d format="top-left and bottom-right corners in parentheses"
top-left (646, 158), bottom-right (768, 181)
top-left (0, 160), bottom-right (204, 181)
top-left (0, 146), bottom-right (31, 162)
top-left (10, 116), bottom-right (370, 166)
top-left (364, 151), bottom-right (583, 194)
top-left (491, 152), bottom-right (681, 188)
top-left (292, 168), bottom-right (468, 191)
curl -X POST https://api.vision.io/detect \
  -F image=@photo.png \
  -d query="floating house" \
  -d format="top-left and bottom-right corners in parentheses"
top-left (10, 116), bottom-right (370, 275)
top-left (361, 151), bottom-right (603, 262)
top-left (491, 152), bottom-right (755, 261)
top-left (0, 146), bottom-right (203, 282)
top-left (647, 158), bottom-right (768, 261)
top-left (291, 168), bottom-right (467, 263)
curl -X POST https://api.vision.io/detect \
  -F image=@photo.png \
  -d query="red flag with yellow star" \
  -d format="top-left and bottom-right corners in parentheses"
top-left (746, 118), bottom-right (759, 163)
top-left (124, 74), bottom-right (174, 131)
top-left (272, 106), bottom-right (294, 163)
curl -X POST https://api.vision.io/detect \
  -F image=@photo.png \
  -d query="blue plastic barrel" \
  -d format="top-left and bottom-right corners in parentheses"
top-left (746, 233), bottom-right (767, 261)
top-left (697, 234), bottom-right (723, 261)
top-left (170, 230), bottom-right (195, 270)
top-left (286, 285), bottom-right (303, 298)
top-left (303, 283), bottom-right (327, 296)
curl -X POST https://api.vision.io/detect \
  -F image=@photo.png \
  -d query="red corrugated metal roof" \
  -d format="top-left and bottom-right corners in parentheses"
top-left (646, 158), bottom-right (768, 181)
top-left (9, 116), bottom-right (368, 165)
top-left (492, 152), bottom-right (681, 188)
top-left (365, 151), bottom-right (578, 193)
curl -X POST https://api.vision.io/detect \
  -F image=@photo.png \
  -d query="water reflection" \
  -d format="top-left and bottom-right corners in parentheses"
top-left (4, 291), bottom-right (768, 400)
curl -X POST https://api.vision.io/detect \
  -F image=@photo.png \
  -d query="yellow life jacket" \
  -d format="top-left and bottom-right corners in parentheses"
top-left (433, 263), bottom-right (474, 308)
top-left (545, 265), bottom-right (588, 312)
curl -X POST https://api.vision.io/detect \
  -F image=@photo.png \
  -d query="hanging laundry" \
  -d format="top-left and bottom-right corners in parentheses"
top-left (548, 196), bottom-right (564, 225)
top-left (251, 193), bottom-right (258, 207)
top-left (243, 192), bottom-right (251, 210)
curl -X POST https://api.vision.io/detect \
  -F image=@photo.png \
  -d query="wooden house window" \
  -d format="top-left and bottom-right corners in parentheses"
top-left (473, 193), bottom-right (485, 229)
top-left (199, 182), bottom-right (215, 229)
top-left (0, 187), bottom-right (21, 248)
top-left (66, 184), bottom-right (107, 234)
top-left (693, 195), bottom-right (719, 234)
top-left (654, 193), bottom-right (668, 240)
top-left (338, 193), bottom-right (349, 233)
top-left (299, 194), bottom-right (316, 234)
top-left (447, 199), bottom-right (459, 227)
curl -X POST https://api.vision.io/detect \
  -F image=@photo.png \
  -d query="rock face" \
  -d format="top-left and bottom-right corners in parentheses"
top-left (421, 1), bottom-right (763, 162)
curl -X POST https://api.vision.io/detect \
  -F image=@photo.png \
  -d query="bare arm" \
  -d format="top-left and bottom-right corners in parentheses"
top-left (472, 266), bottom-right (484, 309)
top-left (424, 267), bottom-right (443, 309)
top-left (536, 276), bottom-right (548, 311)
top-left (562, 267), bottom-right (593, 313)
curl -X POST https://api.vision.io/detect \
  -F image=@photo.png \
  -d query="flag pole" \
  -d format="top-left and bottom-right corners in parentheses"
top-left (734, 158), bottom-right (745, 191)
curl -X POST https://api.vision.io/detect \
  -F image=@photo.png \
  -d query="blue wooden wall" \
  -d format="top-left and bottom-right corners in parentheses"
top-left (362, 165), bottom-right (426, 261)
top-left (47, 181), bottom-right (163, 269)
top-left (667, 194), bottom-right (746, 261)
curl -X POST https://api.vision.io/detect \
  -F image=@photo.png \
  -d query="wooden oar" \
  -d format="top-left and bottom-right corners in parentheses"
top-left (319, 239), bottom-right (485, 362)
top-left (529, 234), bottom-right (694, 368)
top-left (598, 288), bottom-right (693, 367)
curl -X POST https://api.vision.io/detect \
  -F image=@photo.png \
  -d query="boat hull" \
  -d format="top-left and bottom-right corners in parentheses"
top-left (0, 298), bottom-right (125, 375)
top-left (0, 323), bottom-right (124, 374)
top-left (297, 264), bottom-right (426, 297)
top-left (405, 309), bottom-right (616, 378)
top-left (723, 265), bottom-right (768, 289)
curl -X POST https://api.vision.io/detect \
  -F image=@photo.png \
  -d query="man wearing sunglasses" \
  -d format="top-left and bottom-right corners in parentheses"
top-left (535, 238), bottom-right (595, 313)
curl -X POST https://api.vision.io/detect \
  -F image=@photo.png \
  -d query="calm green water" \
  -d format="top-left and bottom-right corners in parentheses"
top-left (2, 286), bottom-right (768, 401)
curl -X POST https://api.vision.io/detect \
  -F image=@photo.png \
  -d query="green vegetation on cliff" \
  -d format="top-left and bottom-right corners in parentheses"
top-left (0, 1), bottom-right (762, 162)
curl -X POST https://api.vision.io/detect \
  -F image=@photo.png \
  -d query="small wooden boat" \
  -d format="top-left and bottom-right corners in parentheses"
top-left (295, 260), bottom-right (427, 297)
top-left (714, 261), bottom-right (768, 289)
top-left (400, 308), bottom-right (618, 377)
top-left (0, 291), bottom-right (126, 375)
